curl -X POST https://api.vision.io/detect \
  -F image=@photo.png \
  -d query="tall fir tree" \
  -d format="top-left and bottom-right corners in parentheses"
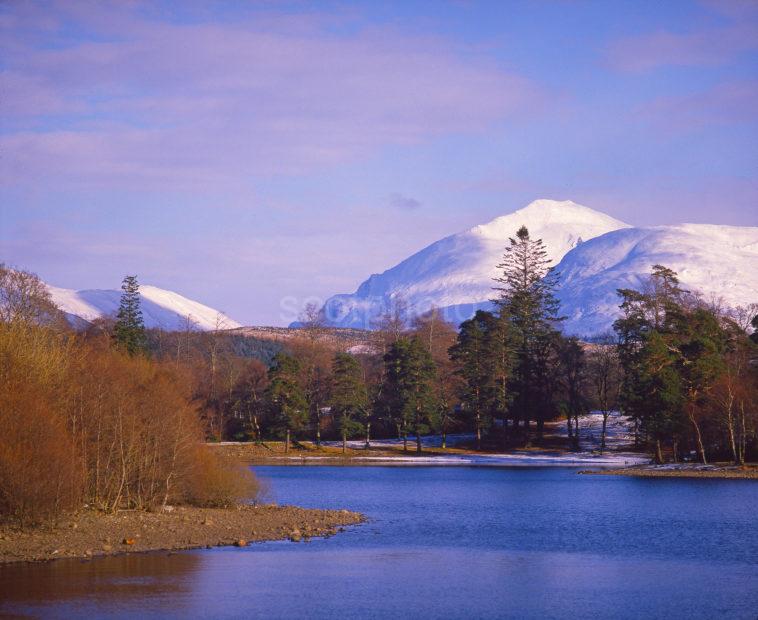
top-left (378, 337), bottom-right (437, 453)
top-left (449, 310), bottom-right (496, 450)
top-left (330, 353), bottom-right (369, 454)
top-left (113, 275), bottom-right (148, 356)
top-left (493, 226), bottom-right (563, 440)
top-left (265, 353), bottom-right (308, 453)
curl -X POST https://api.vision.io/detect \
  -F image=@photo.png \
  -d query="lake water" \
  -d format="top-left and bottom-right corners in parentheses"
top-left (2, 466), bottom-right (758, 619)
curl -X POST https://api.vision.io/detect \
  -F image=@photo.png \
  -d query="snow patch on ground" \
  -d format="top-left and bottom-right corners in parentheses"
top-left (315, 412), bottom-right (648, 467)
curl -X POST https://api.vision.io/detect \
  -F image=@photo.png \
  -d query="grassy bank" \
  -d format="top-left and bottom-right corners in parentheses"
top-left (0, 504), bottom-right (364, 564)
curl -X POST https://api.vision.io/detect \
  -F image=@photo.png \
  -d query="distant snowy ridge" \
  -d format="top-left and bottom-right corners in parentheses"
top-left (554, 223), bottom-right (758, 336)
top-left (319, 199), bottom-right (630, 329)
top-left (48, 284), bottom-right (242, 332)
top-left (318, 199), bottom-right (758, 336)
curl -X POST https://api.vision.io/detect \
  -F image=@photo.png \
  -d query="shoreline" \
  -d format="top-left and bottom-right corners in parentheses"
top-left (0, 504), bottom-right (364, 565)
top-left (211, 441), bottom-right (647, 468)
top-left (581, 464), bottom-right (758, 480)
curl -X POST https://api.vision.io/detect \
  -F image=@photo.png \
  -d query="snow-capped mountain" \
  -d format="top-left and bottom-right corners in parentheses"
top-left (319, 199), bottom-right (758, 336)
top-left (48, 284), bottom-right (242, 331)
top-left (320, 199), bottom-right (631, 329)
top-left (554, 223), bottom-right (758, 335)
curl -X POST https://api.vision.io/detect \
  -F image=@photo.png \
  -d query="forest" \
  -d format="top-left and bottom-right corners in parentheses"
top-left (1, 226), bottom-right (757, 525)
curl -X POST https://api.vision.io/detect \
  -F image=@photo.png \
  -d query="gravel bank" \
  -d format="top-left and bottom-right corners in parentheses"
top-left (581, 464), bottom-right (758, 479)
top-left (0, 504), bottom-right (364, 564)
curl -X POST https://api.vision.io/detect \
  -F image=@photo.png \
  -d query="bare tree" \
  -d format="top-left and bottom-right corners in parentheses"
top-left (586, 334), bottom-right (622, 454)
top-left (0, 264), bottom-right (63, 326)
top-left (372, 295), bottom-right (408, 353)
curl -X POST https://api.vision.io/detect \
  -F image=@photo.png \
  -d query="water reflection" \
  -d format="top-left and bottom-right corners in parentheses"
top-left (0, 552), bottom-right (201, 617)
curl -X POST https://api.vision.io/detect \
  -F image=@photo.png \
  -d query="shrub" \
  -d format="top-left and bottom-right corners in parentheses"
top-left (0, 383), bottom-right (83, 526)
top-left (181, 447), bottom-right (260, 508)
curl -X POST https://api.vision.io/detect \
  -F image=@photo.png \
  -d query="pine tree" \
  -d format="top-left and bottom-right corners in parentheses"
top-left (411, 309), bottom-right (461, 449)
top-left (487, 310), bottom-right (516, 438)
top-left (636, 331), bottom-right (683, 463)
top-left (379, 337), bottom-right (437, 453)
top-left (614, 265), bottom-right (691, 462)
top-left (330, 353), bottom-right (368, 454)
top-left (493, 226), bottom-right (563, 440)
top-left (113, 275), bottom-right (148, 356)
top-left (675, 307), bottom-right (727, 464)
top-left (449, 310), bottom-right (496, 450)
top-left (265, 353), bottom-right (308, 453)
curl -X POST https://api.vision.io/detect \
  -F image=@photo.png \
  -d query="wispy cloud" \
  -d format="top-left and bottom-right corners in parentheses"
top-left (0, 2), bottom-right (539, 190)
top-left (637, 79), bottom-right (758, 132)
top-left (388, 193), bottom-right (422, 210)
top-left (606, 8), bottom-right (758, 73)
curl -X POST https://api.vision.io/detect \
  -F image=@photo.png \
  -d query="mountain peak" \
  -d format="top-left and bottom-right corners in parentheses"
top-left (319, 198), bottom-right (631, 329)
top-left (472, 199), bottom-right (629, 241)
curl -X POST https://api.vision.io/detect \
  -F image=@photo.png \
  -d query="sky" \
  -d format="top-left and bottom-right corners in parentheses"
top-left (1, 0), bottom-right (757, 325)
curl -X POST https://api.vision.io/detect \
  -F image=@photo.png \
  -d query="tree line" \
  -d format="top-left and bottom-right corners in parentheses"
top-left (203, 225), bottom-right (757, 464)
top-left (0, 266), bottom-right (257, 526)
top-left (3, 218), bottom-right (756, 506)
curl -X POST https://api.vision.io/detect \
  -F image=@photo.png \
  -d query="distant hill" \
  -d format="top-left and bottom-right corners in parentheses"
top-left (554, 223), bottom-right (758, 336)
top-left (317, 198), bottom-right (758, 335)
top-left (318, 199), bottom-right (630, 330)
top-left (47, 283), bottom-right (242, 332)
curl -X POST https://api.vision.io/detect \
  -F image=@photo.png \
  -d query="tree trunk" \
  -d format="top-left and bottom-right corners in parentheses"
top-left (403, 433), bottom-right (408, 452)
top-left (441, 430), bottom-right (447, 450)
top-left (416, 433), bottom-right (422, 454)
top-left (567, 416), bottom-right (573, 439)
top-left (253, 415), bottom-right (261, 444)
top-left (342, 432), bottom-right (346, 455)
top-left (475, 418), bottom-right (482, 451)
top-left (738, 402), bottom-right (746, 466)
top-left (365, 422), bottom-right (371, 449)
top-left (688, 408), bottom-right (707, 465)
top-left (672, 438), bottom-right (679, 463)
top-left (285, 429), bottom-right (290, 454)
top-left (655, 439), bottom-right (663, 464)
top-left (727, 421), bottom-right (738, 466)
top-left (600, 414), bottom-right (608, 455)
top-left (316, 423), bottom-right (321, 448)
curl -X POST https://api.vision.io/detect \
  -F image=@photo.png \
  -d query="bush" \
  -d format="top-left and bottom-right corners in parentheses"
top-left (181, 447), bottom-right (260, 508)
top-left (0, 383), bottom-right (83, 526)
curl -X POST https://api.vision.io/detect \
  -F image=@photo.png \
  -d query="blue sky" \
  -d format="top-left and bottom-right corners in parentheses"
top-left (1, 0), bottom-right (757, 325)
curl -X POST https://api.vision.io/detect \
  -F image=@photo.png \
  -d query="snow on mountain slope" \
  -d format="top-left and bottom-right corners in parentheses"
top-left (320, 199), bottom-right (630, 329)
top-left (554, 223), bottom-right (758, 336)
top-left (48, 284), bottom-right (242, 331)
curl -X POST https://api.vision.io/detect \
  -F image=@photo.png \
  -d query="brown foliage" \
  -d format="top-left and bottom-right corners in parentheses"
top-left (180, 448), bottom-right (259, 508)
top-left (0, 314), bottom-right (261, 525)
top-left (0, 382), bottom-right (83, 526)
